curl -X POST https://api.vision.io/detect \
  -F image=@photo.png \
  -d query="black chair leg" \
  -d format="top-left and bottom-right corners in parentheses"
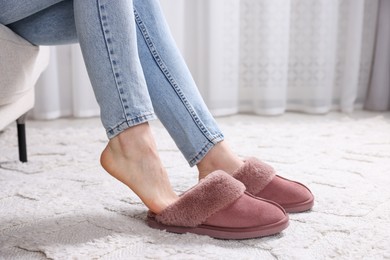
top-left (16, 114), bottom-right (28, 163)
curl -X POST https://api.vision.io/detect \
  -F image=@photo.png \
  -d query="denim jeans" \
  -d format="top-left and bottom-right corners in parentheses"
top-left (0, 0), bottom-right (224, 166)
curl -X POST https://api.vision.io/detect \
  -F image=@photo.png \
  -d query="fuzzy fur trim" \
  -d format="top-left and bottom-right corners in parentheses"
top-left (155, 170), bottom-right (245, 227)
top-left (232, 157), bottom-right (276, 195)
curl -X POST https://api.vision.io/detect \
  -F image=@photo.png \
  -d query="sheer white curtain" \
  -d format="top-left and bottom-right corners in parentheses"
top-left (32, 0), bottom-right (379, 119)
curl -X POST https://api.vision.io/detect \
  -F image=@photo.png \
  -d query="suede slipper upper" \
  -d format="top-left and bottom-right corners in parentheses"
top-left (232, 157), bottom-right (314, 213)
top-left (147, 170), bottom-right (289, 239)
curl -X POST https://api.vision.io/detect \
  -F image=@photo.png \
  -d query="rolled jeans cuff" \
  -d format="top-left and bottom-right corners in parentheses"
top-left (106, 112), bottom-right (157, 139)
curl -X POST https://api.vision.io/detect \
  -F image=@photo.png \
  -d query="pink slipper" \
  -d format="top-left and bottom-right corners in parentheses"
top-left (147, 170), bottom-right (289, 239)
top-left (232, 158), bottom-right (314, 213)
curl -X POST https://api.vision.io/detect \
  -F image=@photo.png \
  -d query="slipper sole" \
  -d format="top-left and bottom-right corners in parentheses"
top-left (147, 214), bottom-right (289, 240)
top-left (282, 196), bottom-right (314, 213)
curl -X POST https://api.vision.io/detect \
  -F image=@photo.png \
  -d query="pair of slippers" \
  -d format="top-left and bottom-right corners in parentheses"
top-left (147, 158), bottom-right (314, 239)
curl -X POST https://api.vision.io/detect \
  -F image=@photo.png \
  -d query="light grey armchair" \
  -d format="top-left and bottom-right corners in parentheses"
top-left (0, 24), bottom-right (49, 162)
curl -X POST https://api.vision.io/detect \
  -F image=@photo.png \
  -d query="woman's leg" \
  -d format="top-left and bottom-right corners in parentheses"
top-left (4, 0), bottom-right (178, 214)
top-left (133, 0), bottom-right (243, 177)
top-left (72, 0), bottom-right (179, 214)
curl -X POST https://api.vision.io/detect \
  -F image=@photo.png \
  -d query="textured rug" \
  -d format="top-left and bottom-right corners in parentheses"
top-left (0, 112), bottom-right (390, 260)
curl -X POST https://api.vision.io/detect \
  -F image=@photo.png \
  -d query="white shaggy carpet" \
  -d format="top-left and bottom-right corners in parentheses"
top-left (0, 112), bottom-right (390, 260)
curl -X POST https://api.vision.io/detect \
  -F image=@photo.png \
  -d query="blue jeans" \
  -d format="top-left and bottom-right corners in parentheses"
top-left (0, 0), bottom-right (224, 166)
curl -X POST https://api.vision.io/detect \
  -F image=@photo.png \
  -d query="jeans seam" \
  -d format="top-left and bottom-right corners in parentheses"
top-left (133, 8), bottom-right (218, 144)
top-left (97, 1), bottom-right (129, 122)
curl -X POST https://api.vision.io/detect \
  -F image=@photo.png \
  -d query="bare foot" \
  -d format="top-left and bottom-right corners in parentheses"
top-left (100, 123), bottom-right (178, 214)
top-left (196, 141), bottom-right (244, 180)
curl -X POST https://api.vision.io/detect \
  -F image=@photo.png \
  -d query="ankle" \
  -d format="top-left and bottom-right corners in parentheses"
top-left (100, 123), bottom-right (161, 177)
top-left (197, 141), bottom-right (243, 179)
top-left (108, 122), bottom-right (158, 159)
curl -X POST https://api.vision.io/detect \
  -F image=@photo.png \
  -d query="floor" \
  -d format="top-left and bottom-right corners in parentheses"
top-left (0, 112), bottom-right (390, 259)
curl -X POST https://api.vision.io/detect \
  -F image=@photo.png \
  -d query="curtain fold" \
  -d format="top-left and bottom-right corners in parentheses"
top-left (365, 0), bottom-right (390, 111)
top-left (32, 45), bottom-right (99, 119)
top-left (32, 0), bottom-right (382, 120)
